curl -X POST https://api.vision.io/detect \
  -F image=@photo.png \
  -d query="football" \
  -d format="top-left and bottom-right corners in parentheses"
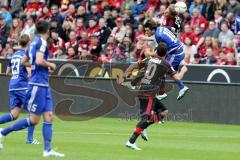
top-left (175, 1), bottom-right (187, 13)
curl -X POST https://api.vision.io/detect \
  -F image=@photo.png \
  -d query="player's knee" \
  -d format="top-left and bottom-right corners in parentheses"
top-left (29, 114), bottom-right (41, 125)
top-left (10, 110), bottom-right (20, 120)
top-left (160, 110), bottom-right (168, 117)
top-left (30, 118), bottom-right (40, 125)
top-left (43, 112), bottom-right (54, 123)
top-left (11, 114), bottom-right (19, 120)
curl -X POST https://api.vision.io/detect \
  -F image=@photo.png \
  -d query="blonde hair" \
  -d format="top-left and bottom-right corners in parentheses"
top-left (216, 0), bottom-right (227, 10)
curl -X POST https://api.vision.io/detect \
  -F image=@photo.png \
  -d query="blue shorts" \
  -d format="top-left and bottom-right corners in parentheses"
top-left (9, 90), bottom-right (27, 110)
top-left (166, 48), bottom-right (185, 71)
top-left (24, 85), bottom-right (53, 116)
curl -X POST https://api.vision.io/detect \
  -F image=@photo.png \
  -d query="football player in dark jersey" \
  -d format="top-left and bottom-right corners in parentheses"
top-left (124, 42), bottom-right (188, 150)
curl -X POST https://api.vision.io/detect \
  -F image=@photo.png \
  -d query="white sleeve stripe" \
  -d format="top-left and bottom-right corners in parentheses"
top-left (27, 86), bottom-right (38, 111)
top-left (39, 38), bottom-right (47, 53)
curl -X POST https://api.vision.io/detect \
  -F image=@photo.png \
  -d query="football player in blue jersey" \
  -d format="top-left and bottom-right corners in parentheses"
top-left (143, 19), bottom-right (189, 100)
top-left (0, 20), bottom-right (64, 158)
top-left (0, 35), bottom-right (40, 145)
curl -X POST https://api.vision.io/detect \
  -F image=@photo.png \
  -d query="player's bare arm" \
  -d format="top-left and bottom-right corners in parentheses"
top-left (36, 52), bottom-right (56, 71)
top-left (124, 63), bottom-right (140, 78)
top-left (6, 67), bottom-right (12, 76)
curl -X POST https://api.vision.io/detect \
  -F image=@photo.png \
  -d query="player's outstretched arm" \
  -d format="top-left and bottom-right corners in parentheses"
top-left (138, 35), bottom-right (155, 41)
top-left (172, 66), bottom-right (188, 81)
top-left (124, 63), bottom-right (139, 78)
top-left (6, 67), bottom-right (12, 76)
top-left (36, 52), bottom-right (56, 71)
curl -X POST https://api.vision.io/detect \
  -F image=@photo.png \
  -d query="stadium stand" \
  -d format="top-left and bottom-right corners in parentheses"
top-left (0, 0), bottom-right (239, 65)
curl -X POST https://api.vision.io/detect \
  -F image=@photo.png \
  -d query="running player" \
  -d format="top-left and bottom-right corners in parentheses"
top-left (0, 35), bottom-right (40, 145)
top-left (142, 20), bottom-right (189, 100)
top-left (0, 20), bottom-right (64, 158)
top-left (124, 42), bottom-right (188, 150)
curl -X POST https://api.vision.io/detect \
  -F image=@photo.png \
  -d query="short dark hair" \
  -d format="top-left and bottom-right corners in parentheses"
top-left (36, 20), bottom-right (49, 34)
top-left (19, 34), bottom-right (30, 47)
top-left (51, 28), bottom-right (59, 34)
top-left (155, 42), bottom-right (168, 57)
top-left (144, 20), bottom-right (157, 30)
top-left (51, 4), bottom-right (59, 8)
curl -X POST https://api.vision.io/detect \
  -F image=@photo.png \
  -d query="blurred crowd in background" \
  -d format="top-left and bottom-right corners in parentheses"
top-left (0, 0), bottom-right (240, 65)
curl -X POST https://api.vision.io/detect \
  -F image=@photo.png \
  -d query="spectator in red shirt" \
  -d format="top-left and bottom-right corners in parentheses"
top-left (50, 29), bottom-right (65, 56)
top-left (24, 1), bottom-right (44, 16)
top-left (88, 35), bottom-right (101, 60)
top-left (87, 17), bottom-right (100, 37)
top-left (38, 6), bottom-right (52, 21)
top-left (190, 8), bottom-right (208, 31)
top-left (65, 30), bottom-right (78, 51)
top-left (146, 0), bottom-right (158, 11)
top-left (75, 17), bottom-right (86, 40)
top-left (192, 27), bottom-right (202, 45)
top-left (133, 38), bottom-right (146, 61)
top-left (134, 24), bottom-right (144, 42)
top-left (216, 50), bottom-right (227, 65)
top-left (180, 24), bottom-right (194, 43)
top-left (65, 3), bottom-right (76, 22)
top-left (224, 40), bottom-right (237, 57)
top-left (67, 47), bottom-right (78, 60)
top-left (198, 36), bottom-right (213, 57)
top-left (78, 30), bottom-right (89, 55)
top-left (87, 17), bottom-right (101, 59)
top-left (212, 39), bottom-right (221, 56)
top-left (109, 0), bottom-right (124, 10)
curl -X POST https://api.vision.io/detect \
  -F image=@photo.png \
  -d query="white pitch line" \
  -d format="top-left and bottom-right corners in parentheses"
top-left (16, 130), bottom-right (240, 139)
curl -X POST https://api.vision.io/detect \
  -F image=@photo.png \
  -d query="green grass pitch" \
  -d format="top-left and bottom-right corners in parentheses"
top-left (0, 115), bottom-right (240, 160)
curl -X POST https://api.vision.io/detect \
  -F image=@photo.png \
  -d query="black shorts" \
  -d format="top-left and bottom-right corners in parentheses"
top-left (139, 97), bottom-right (168, 116)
